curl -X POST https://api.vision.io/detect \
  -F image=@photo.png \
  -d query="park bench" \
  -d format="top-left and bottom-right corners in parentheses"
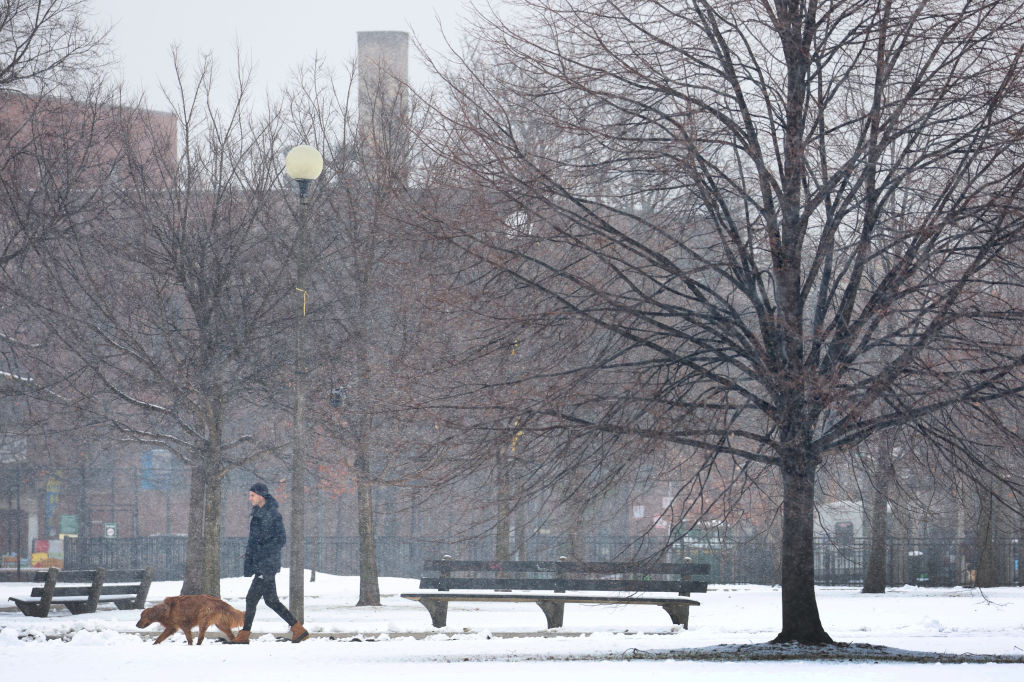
top-left (401, 556), bottom-right (709, 629)
top-left (9, 567), bottom-right (153, 617)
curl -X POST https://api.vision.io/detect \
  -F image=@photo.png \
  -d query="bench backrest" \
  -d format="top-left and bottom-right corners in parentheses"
top-left (31, 584), bottom-right (151, 598)
top-left (28, 568), bottom-right (150, 585)
top-left (29, 569), bottom-right (100, 583)
top-left (418, 558), bottom-right (709, 595)
top-left (28, 567), bottom-right (152, 603)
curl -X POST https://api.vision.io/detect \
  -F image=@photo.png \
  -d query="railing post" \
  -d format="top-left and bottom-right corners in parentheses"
top-left (679, 556), bottom-right (693, 596)
top-left (555, 555), bottom-right (568, 593)
top-left (439, 554), bottom-right (452, 591)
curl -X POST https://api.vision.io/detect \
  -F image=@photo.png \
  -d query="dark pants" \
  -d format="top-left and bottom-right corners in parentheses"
top-left (243, 573), bottom-right (297, 630)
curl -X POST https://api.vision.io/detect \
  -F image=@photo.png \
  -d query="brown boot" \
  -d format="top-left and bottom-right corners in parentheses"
top-left (226, 630), bottom-right (250, 644)
top-left (290, 622), bottom-right (309, 643)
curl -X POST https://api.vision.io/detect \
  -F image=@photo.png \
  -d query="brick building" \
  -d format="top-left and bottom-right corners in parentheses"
top-left (0, 91), bottom-right (176, 571)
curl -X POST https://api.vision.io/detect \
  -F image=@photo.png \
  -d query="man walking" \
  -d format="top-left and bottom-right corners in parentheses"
top-left (228, 482), bottom-right (309, 643)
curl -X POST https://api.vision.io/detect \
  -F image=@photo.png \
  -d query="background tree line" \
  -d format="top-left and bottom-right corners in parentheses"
top-left (2, 0), bottom-right (1024, 648)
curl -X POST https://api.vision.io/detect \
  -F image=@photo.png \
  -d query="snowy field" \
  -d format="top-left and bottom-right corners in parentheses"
top-left (2, 571), bottom-right (1024, 680)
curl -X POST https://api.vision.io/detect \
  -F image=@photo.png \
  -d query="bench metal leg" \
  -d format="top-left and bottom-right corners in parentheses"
top-left (420, 598), bottom-right (449, 627)
top-left (662, 603), bottom-right (690, 629)
top-left (536, 600), bottom-right (565, 628)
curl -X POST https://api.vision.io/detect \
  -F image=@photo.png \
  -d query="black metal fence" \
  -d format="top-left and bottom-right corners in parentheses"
top-left (65, 536), bottom-right (248, 582)
top-left (62, 534), bottom-right (1022, 586)
top-left (814, 536), bottom-right (1021, 587)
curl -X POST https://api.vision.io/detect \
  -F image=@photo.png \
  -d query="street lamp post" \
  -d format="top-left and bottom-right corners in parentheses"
top-left (284, 144), bottom-right (323, 623)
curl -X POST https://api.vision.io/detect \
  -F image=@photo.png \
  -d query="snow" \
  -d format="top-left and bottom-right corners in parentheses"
top-left (2, 572), bottom-right (1023, 680)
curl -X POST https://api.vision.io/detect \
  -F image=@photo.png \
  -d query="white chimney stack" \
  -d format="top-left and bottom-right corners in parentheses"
top-left (357, 31), bottom-right (409, 143)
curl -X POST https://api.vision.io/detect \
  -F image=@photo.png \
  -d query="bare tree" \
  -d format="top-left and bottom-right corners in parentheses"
top-left (858, 433), bottom-right (897, 593)
top-left (427, 0), bottom-right (1024, 643)
top-left (0, 0), bottom-right (117, 558)
top-left (281, 57), bottom-right (454, 606)
top-left (1, 0), bottom-right (110, 378)
top-left (0, 0), bottom-right (107, 92)
top-left (28, 52), bottom-right (304, 596)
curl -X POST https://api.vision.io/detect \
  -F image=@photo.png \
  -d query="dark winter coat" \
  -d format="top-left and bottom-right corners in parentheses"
top-left (244, 495), bottom-right (286, 577)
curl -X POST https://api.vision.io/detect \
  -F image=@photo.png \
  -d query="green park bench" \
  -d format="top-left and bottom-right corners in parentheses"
top-left (9, 567), bottom-right (153, 617)
top-left (401, 555), bottom-right (709, 629)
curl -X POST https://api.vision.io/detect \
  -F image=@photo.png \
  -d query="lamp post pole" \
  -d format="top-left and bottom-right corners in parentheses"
top-left (284, 144), bottom-right (323, 623)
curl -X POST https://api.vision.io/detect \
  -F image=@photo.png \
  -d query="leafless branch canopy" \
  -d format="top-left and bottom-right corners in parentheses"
top-left (433, 0), bottom-right (1024, 474)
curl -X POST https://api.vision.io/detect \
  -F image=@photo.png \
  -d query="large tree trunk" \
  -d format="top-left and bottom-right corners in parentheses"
top-left (975, 488), bottom-right (998, 587)
top-left (514, 504), bottom-right (527, 560)
top-left (199, 469), bottom-right (222, 597)
top-left (565, 496), bottom-right (586, 562)
top-left (862, 447), bottom-right (895, 593)
top-left (182, 464), bottom-right (206, 595)
top-left (773, 462), bottom-right (832, 644)
top-left (198, 407), bottom-right (225, 597)
top-left (183, 424), bottom-right (226, 597)
top-left (355, 442), bottom-right (380, 606)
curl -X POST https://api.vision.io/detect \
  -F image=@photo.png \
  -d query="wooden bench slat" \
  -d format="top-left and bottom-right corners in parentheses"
top-left (32, 584), bottom-right (152, 598)
top-left (402, 592), bottom-right (701, 605)
top-left (103, 569), bottom-right (151, 582)
top-left (417, 577), bottom-right (707, 593)
top-left (560, 579), bottom-right (707, 592)
top-left (34, 570), bottom-right (102, 583)
top-left (422, 560), bottom-right (559, 571)
top-left (422, 559), bottom-right (711, 575)
top-left (98, 584), bottom-right (148, 596)
top-left (32, 586), bottom-right (88, 598)
top-left (553, 561), bottom-right (710, 574)
top-left (419, 577), bottom-right (568, 591)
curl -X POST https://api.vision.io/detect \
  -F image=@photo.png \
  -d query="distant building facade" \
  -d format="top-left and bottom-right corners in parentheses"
top-left (0, 91), bottom-right (176, 570)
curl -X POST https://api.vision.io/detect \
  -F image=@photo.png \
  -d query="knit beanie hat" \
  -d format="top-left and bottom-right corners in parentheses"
top-left (250, 482), bottom-right (270, 498)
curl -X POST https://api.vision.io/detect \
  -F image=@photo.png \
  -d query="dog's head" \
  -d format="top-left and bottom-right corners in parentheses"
top-left (136, 602), bottom-right (169, 628)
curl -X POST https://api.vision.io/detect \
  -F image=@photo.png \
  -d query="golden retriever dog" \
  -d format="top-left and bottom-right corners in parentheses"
top-left (136, 594), bottom-right (244, 645)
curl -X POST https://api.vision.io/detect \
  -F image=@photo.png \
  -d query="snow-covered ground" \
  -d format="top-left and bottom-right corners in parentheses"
top-left (2, 571), bottom-right (1023, 680)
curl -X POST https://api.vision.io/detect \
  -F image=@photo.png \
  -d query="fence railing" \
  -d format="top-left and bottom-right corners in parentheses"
top-left (814, 536), bottom-right (1021, 587)
top-left (61, 534), bottom-right (1021, 586)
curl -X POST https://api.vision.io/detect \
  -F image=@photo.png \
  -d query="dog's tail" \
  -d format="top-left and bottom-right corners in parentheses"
top-left (227, 604), bottom-right (245, 628)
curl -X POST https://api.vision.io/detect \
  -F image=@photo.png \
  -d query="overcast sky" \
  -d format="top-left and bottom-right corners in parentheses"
top-left (90, 0), bottom-right (475, 109)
